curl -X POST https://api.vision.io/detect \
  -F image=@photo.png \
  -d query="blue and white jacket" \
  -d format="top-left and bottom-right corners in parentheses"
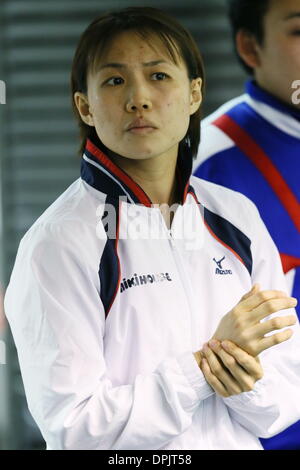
top-left (4, 136), bottom-right (300, 450)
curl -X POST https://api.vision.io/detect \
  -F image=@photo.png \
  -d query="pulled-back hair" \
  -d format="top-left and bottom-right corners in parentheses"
top-left (227, 0), bottom-right (271, 74)
top-left (71, 6), bottom-right (205, 158)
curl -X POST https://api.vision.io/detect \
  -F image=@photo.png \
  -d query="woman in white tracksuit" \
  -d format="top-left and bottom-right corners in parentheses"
top-left (4, 7), bottom-right (300, 450)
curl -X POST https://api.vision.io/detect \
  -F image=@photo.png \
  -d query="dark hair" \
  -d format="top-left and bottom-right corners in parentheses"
top-left (71, 6), bottom-right (205, 158)
top-left (227, 0), bottom-right (271, 75)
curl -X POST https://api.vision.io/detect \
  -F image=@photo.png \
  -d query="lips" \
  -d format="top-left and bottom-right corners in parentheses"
top-left (127, 127), bottom-right (157, 135)
top-left (126, 118), bottom-right (157, 131)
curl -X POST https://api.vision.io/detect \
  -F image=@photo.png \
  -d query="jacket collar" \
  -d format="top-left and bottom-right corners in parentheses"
top-left (246, 80), bottom-right (300, 122)
top-left (81, 136), bottom-right (193, 206)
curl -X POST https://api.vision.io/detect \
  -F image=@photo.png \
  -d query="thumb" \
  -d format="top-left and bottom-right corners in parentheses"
top-left (241, 283), bottom-right (260, 301)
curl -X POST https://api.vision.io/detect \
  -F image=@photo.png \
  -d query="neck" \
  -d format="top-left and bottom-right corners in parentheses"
top-left (251, 79), bottom-right (300, 118)
top-left (107, 148), bottom-right (179, 207)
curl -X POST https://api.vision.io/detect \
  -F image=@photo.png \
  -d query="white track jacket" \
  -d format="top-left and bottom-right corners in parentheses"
top-left (4, 137), bottom-right (300, 450)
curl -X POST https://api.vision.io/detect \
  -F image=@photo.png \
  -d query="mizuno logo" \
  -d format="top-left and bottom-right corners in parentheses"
top-left (120, 272), bottom-right (172, 293)
top-left (213, 256), bottom-right (225, 269)
top-left (213, 256), bottom-right (232, 275)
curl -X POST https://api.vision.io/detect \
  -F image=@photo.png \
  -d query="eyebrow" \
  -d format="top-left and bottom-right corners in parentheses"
top-left (98, 60), bottom-right (171, 71)
top-left (283, 12), bottom-right (300, 20)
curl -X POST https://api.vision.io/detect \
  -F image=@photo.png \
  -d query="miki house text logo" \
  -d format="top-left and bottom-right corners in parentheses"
top-left (120, 272), bottom-right (172, 293)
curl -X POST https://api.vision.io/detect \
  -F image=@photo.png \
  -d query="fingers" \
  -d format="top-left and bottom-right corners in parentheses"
top-left (251, 297), bottom-right (298, 322)
top-left (220, 340), bottom-right (263, 381)
top-left (200, 357), bottom-right (230, 398)
top-left (255, 315), bottom-right (297, 337)
top-left (257, 328), bottom-right (294, 355)
top-left (208, 342), bottom-right (253, 391)
top-left (207, 340), bottom-right (262, 390)
top-left (201, 344), bottom-right (243, 396)
top-left (239, 289), bottom-right (293, 313)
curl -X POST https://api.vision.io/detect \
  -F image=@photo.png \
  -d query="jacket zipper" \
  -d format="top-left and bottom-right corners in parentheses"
top-left (159, 212), bottom-right (207, 448)
top-left (158, 212), bottom-right (195, 332)
top-left (165, 226), bottom-right (195, 326)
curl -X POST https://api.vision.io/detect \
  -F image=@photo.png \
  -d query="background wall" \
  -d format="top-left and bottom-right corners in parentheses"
top-left (0, 0), bottom-right (246, 449)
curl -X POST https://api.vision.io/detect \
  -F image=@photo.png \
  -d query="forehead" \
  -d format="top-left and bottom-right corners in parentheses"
top-left (91, 30), bottom-right (184, 71)
top-left (267, 0), bottom-right (300, 20)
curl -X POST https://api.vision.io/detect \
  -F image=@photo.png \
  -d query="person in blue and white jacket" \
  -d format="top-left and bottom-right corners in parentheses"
top-left (193, 0), bottom-right (300, 450)
top-left (4, 6), bottom-right (300, 450)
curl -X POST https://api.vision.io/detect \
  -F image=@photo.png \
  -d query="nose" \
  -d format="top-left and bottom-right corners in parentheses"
top-left (125, 81), bottom-right (152, 112)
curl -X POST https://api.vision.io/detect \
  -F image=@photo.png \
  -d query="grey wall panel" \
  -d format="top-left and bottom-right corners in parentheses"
top-left (0, 0), bottom-right (246, 449)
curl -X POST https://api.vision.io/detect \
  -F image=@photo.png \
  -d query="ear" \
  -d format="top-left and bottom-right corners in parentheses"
top-left (236, 29), bottom-right (261, 70)
top-left (190, 78), bottom-right (202, 116)
top-left (73, 91), bottom-right (95, 127)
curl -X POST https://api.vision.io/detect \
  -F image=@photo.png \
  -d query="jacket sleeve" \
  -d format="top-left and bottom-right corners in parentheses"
top-left (192, 123), bottom-right (235, 181)
top-left (4, 222), bottom-right (214, 450)
top-left (222, 199), bottom-right (300, 439)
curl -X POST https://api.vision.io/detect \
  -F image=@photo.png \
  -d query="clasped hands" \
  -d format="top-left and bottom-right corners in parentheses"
top-left (194, 284), bottom-right (298, 398)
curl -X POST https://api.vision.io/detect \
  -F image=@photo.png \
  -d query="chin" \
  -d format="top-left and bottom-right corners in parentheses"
top-left (124, 153), bottom-right (157, 161)
top-left (117, 147), bottom-right (159, 160)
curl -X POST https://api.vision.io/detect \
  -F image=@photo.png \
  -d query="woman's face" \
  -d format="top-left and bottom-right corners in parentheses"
top-left (76, 30), bottom-right (202, 161)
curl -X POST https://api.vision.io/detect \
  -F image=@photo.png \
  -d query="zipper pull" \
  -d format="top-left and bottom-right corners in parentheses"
top-left (169, 230), bottom-right (176, 247)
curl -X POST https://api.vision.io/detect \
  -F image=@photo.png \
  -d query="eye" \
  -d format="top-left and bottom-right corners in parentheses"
top-left (104, 77), bottom-right (124, 86)
top-left (152, 72), bottom-right (169, 80)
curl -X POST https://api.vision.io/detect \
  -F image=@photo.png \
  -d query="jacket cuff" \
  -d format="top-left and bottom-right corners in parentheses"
top-left (223, 365), bottom-right (274, 406)
top-left (177, 351), bottom-right (215, 402)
